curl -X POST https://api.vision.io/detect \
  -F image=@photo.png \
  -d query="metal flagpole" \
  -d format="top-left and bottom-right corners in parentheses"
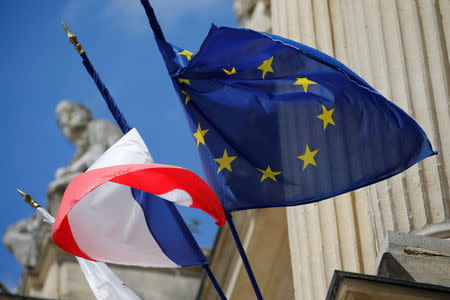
top-left (61, 24), bottom-right (228, 300)
top-left (62, 23), bottom-right (131, 134)
top-left (138, 1), bottom-right (264, 298)
top-left (226, 213), bottom-right (263, 300)
top-left (202, 264), bottom-right (227, 300)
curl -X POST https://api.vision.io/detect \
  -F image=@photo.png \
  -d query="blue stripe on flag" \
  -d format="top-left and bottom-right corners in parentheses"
top-left (131, 188), bottom-right (207, 267)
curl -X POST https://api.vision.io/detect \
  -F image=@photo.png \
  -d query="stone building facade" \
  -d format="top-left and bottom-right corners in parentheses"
top-left (198, 0), bottom-right (449, 299)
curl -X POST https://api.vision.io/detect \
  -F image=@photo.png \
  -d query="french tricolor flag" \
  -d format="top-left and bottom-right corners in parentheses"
top-left (52, 128), bottom-right (225, 268)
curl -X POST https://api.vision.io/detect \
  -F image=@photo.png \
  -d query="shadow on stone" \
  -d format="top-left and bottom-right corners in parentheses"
top-left (377, 252), bottom-right (415, 281)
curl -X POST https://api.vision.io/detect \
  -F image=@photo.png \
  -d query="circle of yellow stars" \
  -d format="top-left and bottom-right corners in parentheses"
top-left (176, 51), bottom-right (336, 183)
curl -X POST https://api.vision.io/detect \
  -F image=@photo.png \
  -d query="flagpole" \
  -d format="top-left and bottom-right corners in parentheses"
top-left (226, 212), bottom-right (263, 300)
top-left (202, 264), bottom-right (227, 300)
top-left (62, 23), bottom-right (229, 300)
top-left (137, 1), bottom-right (264, 298)
top-left (62, 23), bottom-right (132, 134)
top-left (16, 188), bottom-right (56, 223)
top-left (139, 0), bottom-right (166, 41)
top-left (17, 189), bottom-right (41, 210)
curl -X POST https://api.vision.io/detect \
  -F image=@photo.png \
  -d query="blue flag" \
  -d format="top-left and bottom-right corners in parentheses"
top-left (154, 25), bottom-right (435, 212)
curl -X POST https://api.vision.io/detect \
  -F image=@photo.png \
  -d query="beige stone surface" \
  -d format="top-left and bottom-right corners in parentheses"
top-left (270, 1), bottom-right (450, 299)
top-left (197, 208), bottom-right (294, 300)
top-left (234, 0), bottom-right (272, 32)
top-left (373, 231), bottom-right (450, 287)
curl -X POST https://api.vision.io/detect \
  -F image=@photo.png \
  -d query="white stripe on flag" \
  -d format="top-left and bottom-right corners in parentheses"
top-left (36, 207), bottom-right (141, 300)
top-left (88, 128), bottom-right (154, 171)
top-left (68, 181), bottom-right (179, 267)
top-left (77, 257), bottom-right (141, 300)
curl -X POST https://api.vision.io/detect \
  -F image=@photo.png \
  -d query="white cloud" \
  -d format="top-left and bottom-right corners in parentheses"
top-left (62, 0), bottom-right (227, 34)
top-left (1, 275), bottom-right (19, 293)
top-left (102, 0), bottom-right (147, 35)
top-left (103, 0), bottom-right (227, 35)
top-left (61, 0), bottom-right (94, 24)
top-left (61, 0), bottom-right (230, 36)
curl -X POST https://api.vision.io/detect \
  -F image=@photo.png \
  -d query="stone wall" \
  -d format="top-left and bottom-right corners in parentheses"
top-left (233, 0), bottom-right (272, 32)
top-left (197, 208), bottom-right (294, 300)
top-left (272, 1), bottom-right (449, 299)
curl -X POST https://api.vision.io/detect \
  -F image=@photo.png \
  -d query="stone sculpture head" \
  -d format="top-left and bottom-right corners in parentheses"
top-left (56, 101), bottom-right (92, 143)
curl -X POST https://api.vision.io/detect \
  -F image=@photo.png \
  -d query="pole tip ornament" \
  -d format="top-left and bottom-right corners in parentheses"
top-left (17, 188), bottom-right (41, 209)
top-left (62, 22), bottom-right (86, 55)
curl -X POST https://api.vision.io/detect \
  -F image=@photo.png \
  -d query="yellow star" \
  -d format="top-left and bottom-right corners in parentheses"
top-left (293, 77), bottom-right (317, 92)
top-left (257, 165), bottom-right (282, 182)
top-left (177, 49), bottom-right (194, 61)
top-left (257, 56), bottom-right (274, 79)
top-left (214, 149), bottom-right (237, 173)
top-left (178, 78), bottom-right (191, 85)
top-left (223, 67), bottom-right (237, 75)
top-left (193, 123), bottom-right (209, 148)
top-left (297, 145), bottom-right (319, 170)
top-left (317, 104), bottom-right (335, 130)
top-left (181, 90), bottom-right (191, 105)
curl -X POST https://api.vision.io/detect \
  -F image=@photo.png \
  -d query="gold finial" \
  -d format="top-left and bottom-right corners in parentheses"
top-left (62, 22), bottom-right (86, 55)
top-left (17, 188), bottom-right (41, 209)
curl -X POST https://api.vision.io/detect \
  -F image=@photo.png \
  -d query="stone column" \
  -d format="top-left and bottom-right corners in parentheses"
top-left (270, 0), bottom-right (449, 299)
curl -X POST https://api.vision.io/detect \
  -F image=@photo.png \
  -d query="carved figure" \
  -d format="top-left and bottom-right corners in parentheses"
top-left (3, 101), bottom-right (122, 267)
top-left (47, 100), bottom-right (122, 213)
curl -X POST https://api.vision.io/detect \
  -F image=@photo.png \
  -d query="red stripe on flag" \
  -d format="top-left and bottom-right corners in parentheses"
top-left (52, 164), bottom-right (225, 248)
top-left (52, 216), bottom-right (93, 261)
top-left (110, 166), bottom-right (225, 226)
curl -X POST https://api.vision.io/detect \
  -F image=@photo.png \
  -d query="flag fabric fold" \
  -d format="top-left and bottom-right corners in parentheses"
top-left (153, 25), bottom-right (435, 212)
top-left (36, 206), bottom-right (141, 300)
top-left (76, 258), bottom-right (141, 300)
top-left (52, 128), bottom-right (224, 268)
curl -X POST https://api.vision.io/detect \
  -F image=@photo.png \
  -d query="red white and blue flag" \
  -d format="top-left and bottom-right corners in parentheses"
top-left (36, 206), bottom-right (141, 300)
top-left (52, 128), bottom-right (225, 268)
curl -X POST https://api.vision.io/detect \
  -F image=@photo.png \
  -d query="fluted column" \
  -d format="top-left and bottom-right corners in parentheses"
top-left (270, 0), bottom-right (450, 299)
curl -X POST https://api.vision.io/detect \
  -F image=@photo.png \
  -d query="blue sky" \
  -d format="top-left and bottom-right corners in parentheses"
top-left (0, 0), bottom-right (237, 291)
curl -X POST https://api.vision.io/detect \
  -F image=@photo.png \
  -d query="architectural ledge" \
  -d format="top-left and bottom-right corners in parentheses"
top-left (372, 231), bottom-right (450, 287)
top-left (326, 271), bottom-right (450, 300)
top-left (0, 293), bottom-right (56, 300)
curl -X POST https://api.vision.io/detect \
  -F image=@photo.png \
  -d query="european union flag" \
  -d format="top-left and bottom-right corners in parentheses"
top-left (155, 25), bottom-right (435, 212)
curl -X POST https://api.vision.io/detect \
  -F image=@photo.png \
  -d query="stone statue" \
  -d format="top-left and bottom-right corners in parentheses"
top-left (2, 216), bottom-right (45, 267)
top-left (47, 100), bottom-right (122, 214)
top-left (233, 0), bottom-right (271, 32)
top-left (3, 100), bottom-right (122, 267)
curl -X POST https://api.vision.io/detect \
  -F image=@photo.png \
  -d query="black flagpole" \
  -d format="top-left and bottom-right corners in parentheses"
top-left (138, 1), bottom-right (263, 299)
top-left (226, 212), bottom-right (263, 299)
top-left (61, 23), bottom-right (227, 300)
top-left (62, 23), bottom-right (131, 134)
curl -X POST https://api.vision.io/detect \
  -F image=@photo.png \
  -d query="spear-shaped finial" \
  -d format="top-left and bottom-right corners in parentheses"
top-left (61, 22), bottom-right (131, 134)
top-left (17, 188), bottom-right (40, 209)
top-left (62, 22), bottom-right (86, 55)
